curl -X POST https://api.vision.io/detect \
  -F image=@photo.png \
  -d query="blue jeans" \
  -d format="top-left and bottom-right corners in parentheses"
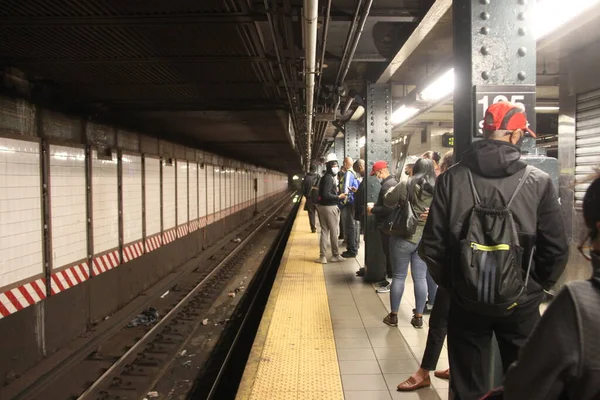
top-left (389, 236), bottom-right (428, 314)
top-left (341, 205), bottom-right (359, 254)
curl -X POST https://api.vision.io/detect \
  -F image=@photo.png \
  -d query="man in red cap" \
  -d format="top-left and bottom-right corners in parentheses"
top-left (366, 160), bottom-right (397, 290)
top-left (419, 101), bottom-right (569, 400)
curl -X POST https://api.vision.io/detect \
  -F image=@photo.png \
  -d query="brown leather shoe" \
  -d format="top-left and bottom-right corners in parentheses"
top-left (434, 369), bottom-right (450, 380)
top-left (397, 375), bottom-right (431, 391)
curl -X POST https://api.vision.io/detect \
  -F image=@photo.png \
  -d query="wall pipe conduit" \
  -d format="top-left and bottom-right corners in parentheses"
top-left (303, 0), bottom-right (318, 166)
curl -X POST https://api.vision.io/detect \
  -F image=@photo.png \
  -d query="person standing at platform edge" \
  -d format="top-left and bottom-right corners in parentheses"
top-left (419, 102), bottom-right (569, 400)
top-left (315, 154), bottom-right (346, 264)
top-left (367, 161), bottom-right (397, 292)
top-left (302, 164), bottom-right (320, 233)
top-left (339, 156), bottom-right (361, 258)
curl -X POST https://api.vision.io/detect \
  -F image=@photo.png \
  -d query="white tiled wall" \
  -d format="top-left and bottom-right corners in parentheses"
top-left (162, 161), bottom-right (175, 230)
top-left (219, 168), bottom-right (226, 217)
top-left (226, 170), bottom-right (231, 212)
top-left (177, 160), bottom-right (188, 225)
top-left (199, 165), bottom-right (207, 218)
top-left (189, 163), bottom-right (198, 221)
top-left (207, 165), bottom-right (214, 217)
top-left (144, 157), bottom-right (161, 236)
top-left (92, 150), bottom-right (118, 254)
top-left (50, 145), bottom-right (86, 268)
top-left (0, 138), bottom-right (43, 288)
top-left (123, 154), bottom-right (142, 244)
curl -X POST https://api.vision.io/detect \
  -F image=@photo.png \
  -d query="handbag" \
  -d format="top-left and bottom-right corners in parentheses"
top-left (388, 179), bottom-right (418, 238)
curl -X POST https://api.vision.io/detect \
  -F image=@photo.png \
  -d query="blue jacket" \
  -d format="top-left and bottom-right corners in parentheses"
top-left (339, 169), bottom-right (360, 206)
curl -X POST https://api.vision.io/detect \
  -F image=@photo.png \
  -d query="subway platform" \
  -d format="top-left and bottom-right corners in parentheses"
top-left (236, 202), bottom-right (448, 400)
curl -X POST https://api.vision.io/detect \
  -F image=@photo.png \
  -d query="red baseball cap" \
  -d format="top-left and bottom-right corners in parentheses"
top-left (370, 160), bottom-right (388, 176)
top-left (483, 101), bottom-right (536, 138)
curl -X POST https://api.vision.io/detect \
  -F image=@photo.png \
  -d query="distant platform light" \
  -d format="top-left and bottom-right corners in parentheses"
top-left (292, 175), bottom-right (300, 180)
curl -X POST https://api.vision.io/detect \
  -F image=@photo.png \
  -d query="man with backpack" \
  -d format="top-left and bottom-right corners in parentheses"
top-left (302, 163), bottom-right (321, 233)
top-left (419, 101), bottom-right (569, 400)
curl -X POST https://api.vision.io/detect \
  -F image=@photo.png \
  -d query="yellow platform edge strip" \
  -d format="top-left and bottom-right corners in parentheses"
top-left (236, 199), bottom-right (343, 400)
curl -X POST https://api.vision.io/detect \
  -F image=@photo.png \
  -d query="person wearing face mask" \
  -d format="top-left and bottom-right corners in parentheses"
top-left (419, 101), bottom-right (569, 400)
top-left (479, 172), bottom-right (600, 400)
top-left (315, 155), bottom-right (346, 264)
top-left (366, 161), bottom-right (397, 290)
top-left (403, 156), bottom-right (419, 179)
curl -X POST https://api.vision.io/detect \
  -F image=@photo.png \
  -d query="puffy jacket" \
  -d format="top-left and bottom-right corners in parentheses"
top-left (384, 179), bottom-right (433, 243)
top-left (339, 169), bottom-right (360, 206)
top-left (419, 140), bottom-right (568, 314)
top-left (371, 175), bottom-right (397, 228)
top-left (318, 172), bottom-right (339, 206)
top-left (503, 252), bottom-right (600, 400)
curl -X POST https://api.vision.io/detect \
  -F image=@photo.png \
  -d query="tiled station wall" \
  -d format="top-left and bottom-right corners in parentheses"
top-left (0, 96), bottom-right (288, 321)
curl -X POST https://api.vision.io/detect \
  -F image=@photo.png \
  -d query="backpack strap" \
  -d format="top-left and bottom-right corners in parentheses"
top-left (465, 168), bottom-right (482, 205)
top-left (505, 166), bottom-right (533, 210)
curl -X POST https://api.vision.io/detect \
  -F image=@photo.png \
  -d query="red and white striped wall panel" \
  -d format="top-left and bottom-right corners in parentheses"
top-left (162, 228), bottom-right (177, 245)
top-left (177, 224), bottom-right (189, 238)
top-left (0, 278), bottom-right (46, 319)
top-left (51, 262), bottom-right (90, 294)
top-left (145, 234), bottom-right (162, 253)
top-left (189, 219), bottom-right (200, 232)
top-left (91, 250), bottom-right (120, 277)
top-left (123, 241), bottom-right (144, 263)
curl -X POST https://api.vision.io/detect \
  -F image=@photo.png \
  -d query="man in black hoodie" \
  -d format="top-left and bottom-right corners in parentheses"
top-left (419, 102), bottom-right (568, 400)
top-left (302, 164), bottom-right (320, 233)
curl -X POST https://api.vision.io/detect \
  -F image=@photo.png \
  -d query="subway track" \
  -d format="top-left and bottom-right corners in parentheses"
top-left (5, 193), bottom-right (298, 400)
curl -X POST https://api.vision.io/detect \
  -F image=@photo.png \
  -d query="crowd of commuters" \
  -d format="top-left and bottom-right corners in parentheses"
top-left (301, 101), bottom-right (600, 399)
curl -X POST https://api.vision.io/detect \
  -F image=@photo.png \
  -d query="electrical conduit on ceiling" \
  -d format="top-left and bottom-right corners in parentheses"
top-left (304, 0), bottom-right (318, 166)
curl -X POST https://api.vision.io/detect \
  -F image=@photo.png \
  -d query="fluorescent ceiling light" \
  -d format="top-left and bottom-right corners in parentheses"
top-left (391, 105), bottom-right (421, 125)
top-left (536, 0), bottom-right (600, 39)
top-left (535, 106), bottom-right (560, 111)
top-left (419, 68), bottom-right (455, 102)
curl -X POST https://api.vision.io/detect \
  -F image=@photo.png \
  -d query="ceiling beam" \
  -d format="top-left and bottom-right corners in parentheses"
top-left (376, 0), bottom-right (451, 84)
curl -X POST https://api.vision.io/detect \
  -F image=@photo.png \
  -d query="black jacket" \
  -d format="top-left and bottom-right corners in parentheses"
top-left (302, 172), bottom-right (320, 198)
top-left (318, 172), bottom-right (339, 206)
top-left (371, 175), bottom-right (397, 228)
top-left (419, 140), bottom-right (568, 314)
top-left (503, 252), bottom-right (600, 400)
top-left (354, 179), bottom-right (366, 221)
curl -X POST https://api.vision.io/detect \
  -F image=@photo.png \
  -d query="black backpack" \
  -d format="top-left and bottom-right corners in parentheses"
top-left (309, 175), bottom-right (321, 203)
top-left (455, 166), bottom-right (534, 317)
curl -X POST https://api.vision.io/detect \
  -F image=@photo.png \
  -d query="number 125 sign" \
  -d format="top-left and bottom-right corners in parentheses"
top-left (474, 85), bottom-right (536, 135)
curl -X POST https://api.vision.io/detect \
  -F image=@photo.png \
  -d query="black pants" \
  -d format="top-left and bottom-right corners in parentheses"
top-left (448, 301), bottom-right (540, 400)
top-left (379, 231), bottom-right (392, 278)
top-left (305, 200), bottom-right (316, 231)
top-left (421, 287), bottom-right (450, 370)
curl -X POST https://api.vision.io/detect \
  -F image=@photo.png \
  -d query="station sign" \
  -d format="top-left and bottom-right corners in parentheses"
top-left (474, 85), bottom-right (536, 136)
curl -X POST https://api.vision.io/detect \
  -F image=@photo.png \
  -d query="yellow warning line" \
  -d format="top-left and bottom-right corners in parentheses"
top-left (236, 200), bottom-right (343, 400)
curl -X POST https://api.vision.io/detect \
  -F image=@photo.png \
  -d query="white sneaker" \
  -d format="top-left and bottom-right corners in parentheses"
top-left (315, 256), bottom-right (328, 264)
top-left (331, 255), bottom-right (345, 262)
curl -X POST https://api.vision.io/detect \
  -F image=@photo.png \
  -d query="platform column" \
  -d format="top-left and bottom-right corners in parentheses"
top-left (364, 83), bottom-right (392, 283)
top-left (344, 122), bottom-right (361, 161)
top-left (454, 0), bottom-right (537, 157)
top-left (453, 0), bottom-right (537, 390)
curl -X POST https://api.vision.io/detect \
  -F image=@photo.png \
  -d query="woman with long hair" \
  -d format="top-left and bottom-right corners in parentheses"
top-left (397, 151), bottom-right (455, 391)
top-left (383, 158), bottom-right (436, 328)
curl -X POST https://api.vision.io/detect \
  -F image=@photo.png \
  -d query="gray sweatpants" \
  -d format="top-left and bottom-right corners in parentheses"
top-left (316, 205), bottom-right (340, 258)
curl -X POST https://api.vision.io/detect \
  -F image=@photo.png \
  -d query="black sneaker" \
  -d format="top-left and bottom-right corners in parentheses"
top-left (356, 267), bottom-right (365, 276)
top-left (376, 279), bottom-right (390, 287)
top-left (342, 251), bottom-right (357, 258)
top-left (383, 313), bottom-right (398, 327)
top-left (411, 314), bottom-right (423, 329)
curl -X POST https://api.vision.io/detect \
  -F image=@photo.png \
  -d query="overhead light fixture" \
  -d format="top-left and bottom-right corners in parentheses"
top-left (535, 0), bottom-right (600, 39)
top-left (535, 106), bottom-right (560, 111)
top-left (359, 136), bottom-right (366, 148)
top-left (419, 68), bottom-right (455, 102)
top-left (391, 105), bottom-right (420, 125)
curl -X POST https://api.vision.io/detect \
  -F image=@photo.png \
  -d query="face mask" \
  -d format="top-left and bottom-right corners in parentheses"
top-left (331, 167), bottom-right (339, 175)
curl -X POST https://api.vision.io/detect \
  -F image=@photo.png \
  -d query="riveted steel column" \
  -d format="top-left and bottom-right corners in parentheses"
top-left (454, 0), bottom-right (537, 157)
top-left (453, 0), bottom-right (537, 391)
top-left (334, 135), bottom-right (345, 162)
top-left (364, 83), bottom-right (392, 283)
top-left (344, 122), bottom-right (361, 161)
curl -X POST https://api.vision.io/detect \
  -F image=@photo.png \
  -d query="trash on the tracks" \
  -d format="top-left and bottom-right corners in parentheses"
top-left (147, 391), bottom-right (159, 398)
top-left (228, 292), bottom-right (236, 298)
top-left (127, 307), bottom-right (159, 328)
top-left (179, 350), bottom-right (187, 357)
top-left (233, 237), bottom-right (242, 243)
top-left (202, 319), bottom-right (209, 325)
top-left (183, 360), bottom-right (193, 368)
top-left (160, 290), bottom-right (170, 299)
